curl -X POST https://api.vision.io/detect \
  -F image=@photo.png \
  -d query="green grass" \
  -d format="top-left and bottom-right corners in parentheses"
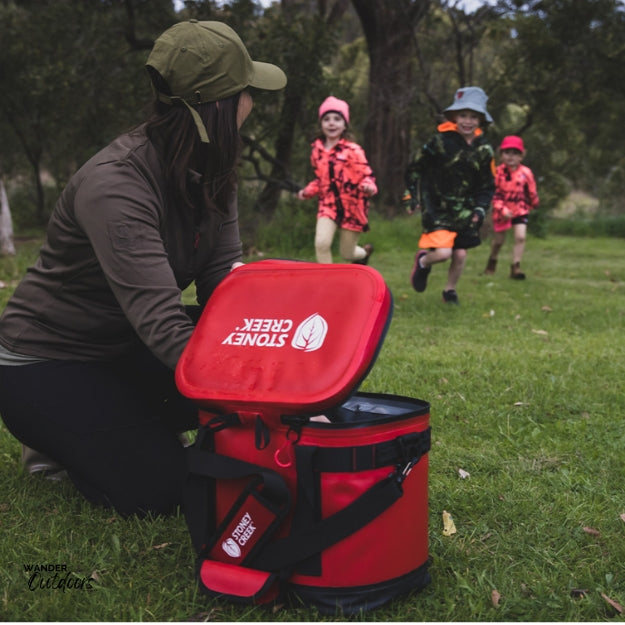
top-left (1, 219), bottom-right (625, 621)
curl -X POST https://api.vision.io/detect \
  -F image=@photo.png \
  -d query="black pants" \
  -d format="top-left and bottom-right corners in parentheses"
top-left (0, 346), bottom-right (199, 516)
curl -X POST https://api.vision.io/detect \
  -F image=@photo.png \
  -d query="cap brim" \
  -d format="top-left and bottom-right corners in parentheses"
top-left (249, 61), bottom-right (287, 91)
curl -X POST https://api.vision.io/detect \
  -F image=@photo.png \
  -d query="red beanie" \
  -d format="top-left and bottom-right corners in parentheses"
top-left (318, 96), bottom-right (350, 124)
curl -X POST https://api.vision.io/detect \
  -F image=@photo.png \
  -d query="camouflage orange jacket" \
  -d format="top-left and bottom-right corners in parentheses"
top-left (405, 122), bottom-right (495, 233)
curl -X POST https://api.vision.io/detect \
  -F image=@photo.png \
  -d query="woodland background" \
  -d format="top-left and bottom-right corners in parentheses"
top-left (1, 0), bottom-right (625, 247)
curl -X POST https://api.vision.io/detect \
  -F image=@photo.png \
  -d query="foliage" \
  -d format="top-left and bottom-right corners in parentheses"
top-left (1, 227), bottom-right (625, 620)
top-left (1, 0), bottom-right (625, 228)
top-left (488, 0), bottom-right (625, 205)
top-left (0, 0), bottom-right (175, 224)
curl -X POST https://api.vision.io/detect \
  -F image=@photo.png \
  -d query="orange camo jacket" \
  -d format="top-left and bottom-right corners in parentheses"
top-left (300, 138), bottom-right (377, 232)
top-left (492, 163), bottom-right (539, 224)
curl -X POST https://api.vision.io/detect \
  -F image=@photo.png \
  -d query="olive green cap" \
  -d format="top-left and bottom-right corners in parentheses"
top-left (146, 20), bottom-right (287, 142)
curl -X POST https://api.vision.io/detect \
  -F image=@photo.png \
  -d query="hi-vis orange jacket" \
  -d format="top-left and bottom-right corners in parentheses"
top-left (492, 163), bottom-right (539, 226)
top-left (300, 138), bottom-right (377, 232)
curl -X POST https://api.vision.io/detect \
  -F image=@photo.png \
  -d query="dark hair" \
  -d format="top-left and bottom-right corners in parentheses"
top-left (144, 68), bottom-right (241, 214)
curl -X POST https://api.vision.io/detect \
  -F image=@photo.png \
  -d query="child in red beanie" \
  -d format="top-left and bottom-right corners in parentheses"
top-left (484, 135), bottom-right (539, 279)
top-left (298, 96), bottom-right (377, 264)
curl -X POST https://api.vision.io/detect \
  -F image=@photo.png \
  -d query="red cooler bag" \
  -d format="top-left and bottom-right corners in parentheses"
top-left (176, 260), bottom-right (431, 614)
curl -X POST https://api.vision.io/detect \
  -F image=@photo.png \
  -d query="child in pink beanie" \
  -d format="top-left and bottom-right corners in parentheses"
top-left (298, 96), bottom-right (377, 264)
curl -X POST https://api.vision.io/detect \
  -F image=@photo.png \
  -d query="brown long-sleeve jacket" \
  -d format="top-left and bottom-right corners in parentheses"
top-left (0, 128), bottom-right (242, 369)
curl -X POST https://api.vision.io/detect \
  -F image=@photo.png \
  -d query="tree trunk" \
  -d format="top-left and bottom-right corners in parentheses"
top-left (254, 0), bottom-right (350, 218)
top-left (351, 0), bottom-right (430, 215)
top-left (0, 179), bottom-right (16, 257)
top-left (254, 89), bottom-right (303, 215)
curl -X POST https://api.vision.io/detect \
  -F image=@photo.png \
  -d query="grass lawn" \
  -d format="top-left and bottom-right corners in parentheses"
top-left (1, 220), bottom-right (624, 621)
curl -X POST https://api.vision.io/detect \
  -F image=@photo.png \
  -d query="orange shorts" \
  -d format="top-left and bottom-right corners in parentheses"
top-left (418, 230), bottom-right (456, 249)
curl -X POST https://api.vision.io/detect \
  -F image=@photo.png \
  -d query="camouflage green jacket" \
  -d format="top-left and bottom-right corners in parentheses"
top-left (405, 122), bottom-right (495, 233)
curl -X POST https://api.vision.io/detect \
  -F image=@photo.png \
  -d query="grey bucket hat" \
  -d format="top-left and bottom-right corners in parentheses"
top-left (443, 86), bottom-right (493, 123)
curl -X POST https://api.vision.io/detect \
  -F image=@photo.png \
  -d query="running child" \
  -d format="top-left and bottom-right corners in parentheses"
top-left (405, 86), bottom-right (495, 304)
top-left (298, 96), bottom-right (377, 264)
top-left (483, 135), bottom-right (539, 279)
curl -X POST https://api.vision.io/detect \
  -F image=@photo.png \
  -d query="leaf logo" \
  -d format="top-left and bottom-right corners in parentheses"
top-left (291, 313), bottom-right (328, 352)
top-left (222, 538), bottom-right (241, 558)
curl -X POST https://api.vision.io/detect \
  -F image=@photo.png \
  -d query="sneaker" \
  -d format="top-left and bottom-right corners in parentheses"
top-left (410, 251), bottom-right (431, 292)
top-left (442, 289), bottom-right (459, 304)
top-left (352, 243), bottom-right (374, 265)
top-left (21, 445), bottom-right (68, 481)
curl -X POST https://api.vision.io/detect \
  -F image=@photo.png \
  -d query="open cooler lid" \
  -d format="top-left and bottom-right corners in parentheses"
top-left (175, 260), bottom-right (393, 417)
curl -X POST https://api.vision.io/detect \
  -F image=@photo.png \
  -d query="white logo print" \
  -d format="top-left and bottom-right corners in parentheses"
top-left (291, 313), bottom-right (328, 352)
top-left (222, 538), bottom-right (241, 558)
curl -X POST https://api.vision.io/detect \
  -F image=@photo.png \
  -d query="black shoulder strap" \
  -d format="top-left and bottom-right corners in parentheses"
top-left (184, 445), bottom-right (291, 554)
top-left (185, 443), bottom-right (409, 574)
top-left (250, 471), bottom-right (405, 571)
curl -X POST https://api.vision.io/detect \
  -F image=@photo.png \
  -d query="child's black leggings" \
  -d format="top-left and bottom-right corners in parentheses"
top-left (0, 345), bottom-right (199, 516)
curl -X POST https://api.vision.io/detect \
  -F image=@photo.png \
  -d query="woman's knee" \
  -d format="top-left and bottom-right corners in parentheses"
top-left (68, 442), bottom-right (188, 517)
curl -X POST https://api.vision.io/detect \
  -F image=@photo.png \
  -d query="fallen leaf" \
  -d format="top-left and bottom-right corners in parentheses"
top-left (532, 329), bottom-right (548, 335)
top-left (458, 469), bottom-right (470, 479)
top-left (541, 306), bottom-right (553, 312)
top-left (491, 589), bottom-right (501, 607)
top-left (514, 401), bottom-right (527, 406)
top-left (582, 526), bottom-right (600, 536)
top-left (620, 513), bottom-right (625, 523)
top-left (442, 510), bottom-right (457, 536)
top-left (601, 593), bottom-right (623, 613)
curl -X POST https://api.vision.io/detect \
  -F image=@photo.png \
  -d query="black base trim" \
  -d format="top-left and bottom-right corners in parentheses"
top-left (287, 558), bottom-right (431, 616)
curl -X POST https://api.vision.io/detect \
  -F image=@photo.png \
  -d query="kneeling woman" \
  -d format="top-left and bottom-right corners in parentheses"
top-left (0, 21), bottom-right (286, 516)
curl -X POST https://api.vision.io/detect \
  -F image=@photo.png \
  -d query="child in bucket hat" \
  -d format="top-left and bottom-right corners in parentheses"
top-left (298, 96), bottom-right (377, 264)
top-left (484, 135), bottom-right (539, 279)
top-left (0, 21), bottom-right (286, 515)
top-left (404, 86), bottom-right (495, 304)
top-left (443, 86), bottom-right (493, 123)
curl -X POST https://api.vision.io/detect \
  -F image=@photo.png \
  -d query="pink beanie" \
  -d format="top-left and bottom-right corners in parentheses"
top-left (500, 135), bottom-right (525, 152)
top-left (318, 96), bottom-right (350, 124)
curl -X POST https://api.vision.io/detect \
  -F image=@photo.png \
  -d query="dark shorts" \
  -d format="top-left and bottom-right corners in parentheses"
top-left (453, 227), bottom-right (482, 250)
